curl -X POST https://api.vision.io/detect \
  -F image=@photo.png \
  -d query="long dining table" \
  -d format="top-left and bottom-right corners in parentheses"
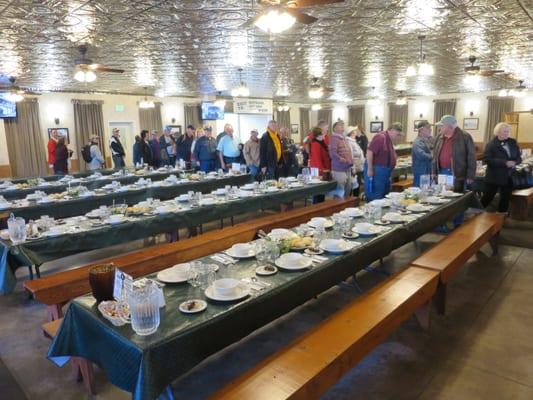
top-left (47, 192), bottom-right (479, 400)
top-left (0, 174), bottom-right (251, 223)
top-left (0, 181), bottom-right (336, 294)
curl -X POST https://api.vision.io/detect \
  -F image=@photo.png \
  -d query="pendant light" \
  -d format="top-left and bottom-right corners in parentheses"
top-left (139, 87), bottom-right (155, 109)
top-left (231, 68), bottom-right (250, 97)
top-left (406, 35), bottom-right (434, 77)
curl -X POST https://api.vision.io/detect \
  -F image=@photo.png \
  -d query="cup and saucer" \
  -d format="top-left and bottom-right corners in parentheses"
top-left (205, 278), bottom-right (250, 301)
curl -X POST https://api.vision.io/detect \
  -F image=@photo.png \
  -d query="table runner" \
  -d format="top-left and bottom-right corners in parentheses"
top-left (48, 192), bottom-right (478, 400)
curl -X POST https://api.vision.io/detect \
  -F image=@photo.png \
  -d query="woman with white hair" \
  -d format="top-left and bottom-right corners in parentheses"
top-left (345, 126), bottom-right (365, 196)
top-left (480, 122), bottom-right (521, 213)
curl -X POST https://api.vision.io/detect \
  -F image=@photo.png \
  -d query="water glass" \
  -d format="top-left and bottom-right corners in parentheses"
top-left (254, 240), bottom-right (268, 264)
top-left (420, 174), bottom-right (431, 189)
top-left (187, 261), bottom-right (216, 289)
top-left (7, 216), bottom-right (26, 244)
top-left (371, 205), bottom-right (382, 222)
top-left (266, 240), bottom-right (280, 264)
top-left (129, 282), bottom-right (160, 336)
top-left (240, 164), bottom-right (248, 175)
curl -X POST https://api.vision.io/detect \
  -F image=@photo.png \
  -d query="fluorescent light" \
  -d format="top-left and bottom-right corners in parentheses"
top-left (311, 104), bottom-right (322, 111)
top-left (254, 9), bottom-right (296, 34)
top-left (308, 87), bottom-right (323, 99)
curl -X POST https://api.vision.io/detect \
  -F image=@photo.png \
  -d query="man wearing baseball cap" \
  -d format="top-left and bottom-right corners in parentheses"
top-left (412, 120), bottom-right (433, 186)
top-left (433, 115), bottom-right (476, 191)
top-left (364, 122), bottom-right (403, 200)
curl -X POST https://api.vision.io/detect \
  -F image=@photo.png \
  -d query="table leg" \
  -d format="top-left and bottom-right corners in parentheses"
top-left (433, 281), bottom-right (447, 315)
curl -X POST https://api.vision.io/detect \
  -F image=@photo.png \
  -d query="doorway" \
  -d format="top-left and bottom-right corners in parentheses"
top-left (108, 121), bottom-right (135, 167)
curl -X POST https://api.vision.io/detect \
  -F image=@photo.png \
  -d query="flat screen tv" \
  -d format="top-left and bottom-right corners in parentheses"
top-left (201, 102), bottom-right (224, 120)
top-left (0, 93), bottom-right (17, 118)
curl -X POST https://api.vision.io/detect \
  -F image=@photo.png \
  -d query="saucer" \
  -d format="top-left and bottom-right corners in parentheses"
top-left (255, 265), bottom-right (278, 276)
top-left (179, 299), bottom-right (207, 314)
top-left (204, 283), bottom-right (250, 302)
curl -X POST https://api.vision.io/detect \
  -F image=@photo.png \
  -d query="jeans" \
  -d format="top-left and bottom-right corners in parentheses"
top-left (248, 165), bottom-right (260, 178)
top-left (332, 170), bottom-right (352, 198)
top-left (264, 165), bottom-right (279, 180)
top-left (199, 160), bottom-right (216, 173)
top-left (364, 162), bottom-right (392, 201)
top-left (112, 155), bottom-right (125, 169)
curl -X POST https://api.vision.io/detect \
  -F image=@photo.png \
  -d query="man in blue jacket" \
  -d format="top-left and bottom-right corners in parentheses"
top-left (412, 120), bottom-right (433, 186)
top-left (193, 126), bottom-right (217, 172)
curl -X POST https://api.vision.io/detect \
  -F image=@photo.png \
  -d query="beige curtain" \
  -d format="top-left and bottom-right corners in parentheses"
top-left (276, 110), bottom-right (291, 130)
top-left (72, 99), bottom-right (105, 171)
top-left (317, 109), bottom-right (332, 132)
top-left (139, 102), bottom-right (163, 133)
top-left (348, 105), bottom-right (365, 128)
top-left (184, 104), bottom-right (201, 129)
top-left (388, 103), bottom-right (408, 144)
top-left (299, 107), bottom-right (310, 142)
top-left (485, 96), bottom-right (514, 143)
top-left (433, 99), bottom-right (456, 123)
top-left (4, 98), bottom-right (47, 177)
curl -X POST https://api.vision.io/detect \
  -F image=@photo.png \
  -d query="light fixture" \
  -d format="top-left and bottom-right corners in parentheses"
top-left (5, 92), bottom-right (24, 102)
top-left (311, 104), bottom-right (322, 111)
top-left (395, 91), bottom-right (408, 106)
top-left (214, 91), bottom-right (227, 108)
top-left (254, 8), bottom-right (296, 34)
top-left (405, 35), bottom-right (434, 77)
top-left (231, 68), bottom-right (250, 97)
top-left (277, 104), bottom-right (290, 112)
top-left (498, 80), bottom-right (528, 98)
top-left (139, 87), bottom-right (155, 109)
top-left (308, 87), bottom-right (323, 99)
top-left (54, 118), bottom-right (60, 125)
top-left (74, 69), bottom-right (96, 83)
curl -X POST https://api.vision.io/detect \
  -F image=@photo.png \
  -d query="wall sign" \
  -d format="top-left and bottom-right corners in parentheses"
top-left (115, 104), bottom-right (125, 112)
top-left (233, 99), bottom-right (273, 115)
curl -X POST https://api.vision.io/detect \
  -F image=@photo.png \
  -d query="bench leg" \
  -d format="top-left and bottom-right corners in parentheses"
top-left (414, 301), bottom-right (431, 331)
top-left (72, 357), bottom-right (95, 395)
top-left (489, 233), bottom-right (499, 255)
top-left (47, 304), bottom-right (63, 321)
top-left (433, 282), bottom-right (447, 315)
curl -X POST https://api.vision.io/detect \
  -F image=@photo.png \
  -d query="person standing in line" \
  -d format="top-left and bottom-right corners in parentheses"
top-left (53, 137), bottom-right (69, 174)
top-left (217, 125), bottom-right (241, 170)
top-left (110, 128), bottom-right (126, 168)
top-left (193, 126), bottom-right (217, 172)
top-left (260, 120), bottom-right (283, 179)
top-left (177, 125), bottom-right (195, 164)
top-left (47, 129), bottom-right (59, 173)
top-left (139, 130), bottom-right (153, 166)
top-left (133, 135), bottom-right (141, 166)
top-left (354, 125), bottom-right (369, 156)
top-left (345, 126), bottom-right (365, 196)
top-left (309, 126), bottom-right (331, 176)
top-left (411, 120), bottom-right (433, 187)
top-left (159, 128), bottom-right (177, 166)
top-left (149, 130), bottom-right (160, 167)
top-left (243, 129), bottom-right (261, 178)
top-left (280, 127), bottom-right (298, 177)
top-left (190, 127), bottom-right (204, 169)
top-left (480, 122), bottom-right (521, 213)
top-left (329, 121), bottom-right (353, 198)
top-left (88, 135), bottom-right (105, 170)
top-left (364, 123), bottom-right (403, 201)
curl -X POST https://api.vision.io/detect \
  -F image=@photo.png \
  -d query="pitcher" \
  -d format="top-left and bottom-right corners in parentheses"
top-left (128, 282), bottom-right (160, 336)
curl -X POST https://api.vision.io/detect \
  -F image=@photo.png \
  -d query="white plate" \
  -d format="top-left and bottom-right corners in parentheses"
top-left (406, 204), bottom-right (430, 213)
top-left (204, 283), bottom-right (251, 302)
top-left (225, 248), bottom-right (256, 259)
top-left (382, 212), bottom-right (406, 223)
top-left (238, 190), bottom-right (254, 198)
top-left (179, 299), bottom-right (207, 314)
top-left (307, 179), bottom-right (322, 184)
top-left (266, 186), bottom-right (280, 192)
top-left (200, 198), bottom-right (217, 206)
top-left (352, 223), bottom-right (383, 236)
top-left (177, 195), bottom-right (189, 202)
top-left (275, 253), bottom-right (313, 270)
top-left (105, 218), bottom-right (127, 225)
top-left (45, 230), bottom-right (63, 237)
top-left (308, 218), bottom-right (334, 229)
top-left (425, 196), bottom-right (448, 205)
top-left (288, 183), bottom-right (304, 188)
top-left (441, 191), bottom-right (462, 198)
top-left (157, 263), bottom-right (191, 283)
top-left (268, 228), bottom-right (298, 240)
top-left (319, 239), bottom-right (358, 253)
top-left (255, 265), bottom-right (278, 276)
top-left (0, 203), bottom-right (12, 210)
top-left (342, 208), bottom-right (364, 218)
top-left (212, 189), bottom-right (225, 196)
top-left (241, 183), bottom-right (255, 190)
top-left (304, 247), bottom-right (324, 255)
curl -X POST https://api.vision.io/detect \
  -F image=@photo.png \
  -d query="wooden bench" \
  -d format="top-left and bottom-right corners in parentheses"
top-left (411, 212), bottom-right (504, 314)
top-left (510, 187), bottom-right (533, 220)
top-left (42, 318), bottom-right (95, 395)
top-left (391, 179), bottom-right (413, 192)
top-left (25, 198), bottom-right (357, 321)
top-left (210, 266), bottom-right (439, 400)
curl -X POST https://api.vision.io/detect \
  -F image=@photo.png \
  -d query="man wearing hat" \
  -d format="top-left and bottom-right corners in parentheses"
top-left (243, 129), bottom-right (261, 178)
top-left (364, 122), bottom-right (403, 200)
top-left (193, 126), bottom-right (217, 172)
top-left (412, 120), bottom-right (433, 187)
top-left (433, 115), bottom-right (476, 192)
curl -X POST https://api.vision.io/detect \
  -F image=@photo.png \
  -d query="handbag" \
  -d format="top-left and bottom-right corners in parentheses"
top-left (511, 169), bottom-right (532, 189)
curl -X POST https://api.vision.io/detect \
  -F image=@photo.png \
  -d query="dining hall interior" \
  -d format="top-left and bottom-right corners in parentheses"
top-left (0, 1), bottom-right (532, 399)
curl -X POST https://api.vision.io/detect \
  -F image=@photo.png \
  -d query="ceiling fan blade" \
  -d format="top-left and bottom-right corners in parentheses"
top-left (89, 64), bottom-right (125, 73)
top-left (285, 8), bottom-right (317, 24)
top-left (290, 0), bottom-right (344, 7)
top-left (478, 70), bottom-right (505, 77)
top-left (323, 87), bottom-right (335, 92)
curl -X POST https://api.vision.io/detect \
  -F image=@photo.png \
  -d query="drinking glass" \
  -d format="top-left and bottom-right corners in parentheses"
top-left (371, 205), bottom-right (382, 223)
top-left (420, 174), bottom-right (431, 190)
top-left (254, 240), bottom-right (268, 265)
top-left (240, 164), bottom-right (248, 175)
top-left (314, 225), bottom-right (326, 245)
top-left (88, 264), bottom-right (116, 302)
top-left (129, 282), bottom-right (160, 336)
top-left (7, 215), bottom-right (26, 244)
top-left (302, 168), bottom-right (310, 181)
top-left (266, 240), bottom-right (280, 264)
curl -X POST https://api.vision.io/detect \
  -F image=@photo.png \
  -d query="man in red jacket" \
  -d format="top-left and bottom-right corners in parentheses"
top-left (47, 129), bottom-right (59, 173)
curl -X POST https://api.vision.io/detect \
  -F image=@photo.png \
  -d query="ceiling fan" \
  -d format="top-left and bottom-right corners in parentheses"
top-left (242, 0), bottom-right (345, 33)
top-left (464, 56), bottom-right (506, 77)
top-left (395, 90), bottom-right (416, 105)
top-left (0, 76), bottom-right (40, 102)
top-left (308, 77), bottom-right (334, 99)
top-left (73, 44), bottom-right (125, 83)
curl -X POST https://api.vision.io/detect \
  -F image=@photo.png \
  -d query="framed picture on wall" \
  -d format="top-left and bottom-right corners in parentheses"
top-left (463, 118), bottom-right (479, 130)
top-left (290, 124), bottom-right (299, 135)
top-left (48, 128), bottom-right (70, 143)
top-left (166, 125), bottom-right (182, 137)
top-left (370, 121), bottom-right (383, 133)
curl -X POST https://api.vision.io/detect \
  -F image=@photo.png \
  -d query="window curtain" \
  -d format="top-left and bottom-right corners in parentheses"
top-left (348, 105), bottom-right (365, 128)
top-left (299, 107), bottom-right (310, 142)
top-left (72, 99), bottom-right (105, 171)
top-left (139, 102), bottom-right (163, 134)
top-left (388, 103), bottom-right (408, 144)
top-left (317, 109), bottom-right (332, 132)
top-left (275, 110), bottom-right (290, 130)
top-left (4, 98), bottom-right (47, 177)
top-left (184, 104), bottom-right (201, 129)
top-left (433, 99), bottom-right (456, 123)
top-left (485, 96), bottom-right (514, 143)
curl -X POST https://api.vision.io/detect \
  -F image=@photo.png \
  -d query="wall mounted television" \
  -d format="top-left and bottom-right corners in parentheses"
top-left (0, 93), bottom-right (17, 118)
top-left (201, 102), bottom-right (224, 120)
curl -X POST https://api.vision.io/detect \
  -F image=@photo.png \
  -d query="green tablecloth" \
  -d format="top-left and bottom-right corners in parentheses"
top-left (394, 144), bottom-right (412, 157)
top-left (0, 181), bottom-right (335, 294)
top-left (0, 169), bottom-right (193, 200)
top-left (8, 167), bottom-right (123, 184)
top-left (48, 192), bottom-right (478, 400)
top-left (1, 175), bottom-right (251, 223)
top-left (391, 165), bottom-right (412, 180)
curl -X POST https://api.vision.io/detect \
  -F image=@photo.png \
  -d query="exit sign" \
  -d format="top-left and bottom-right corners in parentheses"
top-left (115, 104), bottom-right (125, 112)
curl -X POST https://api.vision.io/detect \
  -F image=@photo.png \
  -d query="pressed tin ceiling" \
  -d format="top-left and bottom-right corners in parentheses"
top-left (0, 0), bottom-right (532, 102)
